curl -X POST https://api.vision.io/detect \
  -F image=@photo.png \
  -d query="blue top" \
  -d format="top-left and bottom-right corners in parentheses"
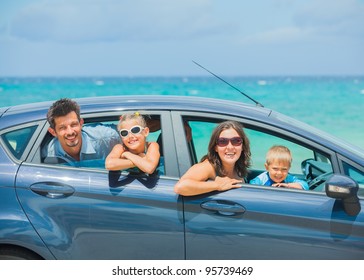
top-left (249, 171), bottom-right (309, 190)
top-left (42, 124), bottom-right (120, 167)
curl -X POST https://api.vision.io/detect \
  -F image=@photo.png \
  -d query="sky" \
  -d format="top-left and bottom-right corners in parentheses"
top-left (0, 0), bottom-right (363, 77)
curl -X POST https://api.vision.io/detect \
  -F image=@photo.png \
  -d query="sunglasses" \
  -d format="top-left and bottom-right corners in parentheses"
top-left (216, 137), bottom-right (243, 147)
top-left (119, 125), bottom-right (144, 138)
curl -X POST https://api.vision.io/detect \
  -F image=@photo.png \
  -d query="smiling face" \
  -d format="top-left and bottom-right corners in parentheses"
top-left (48, 111), bottom-right (84, 160)
top-left (265, 159), bottom-right (290, 183)
top-left (214, 128), bottom-right (243, 166)
top-left (119, 119), bottom-right (149, 153)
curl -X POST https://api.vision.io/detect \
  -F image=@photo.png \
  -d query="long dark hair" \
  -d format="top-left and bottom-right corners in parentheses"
top-left (201, 121), bottom-right (251, 178)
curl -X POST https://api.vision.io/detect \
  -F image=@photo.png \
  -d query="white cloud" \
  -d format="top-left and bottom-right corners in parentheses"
top-left (240, 26), bottom-right (313, 45)
top-left (293, 0), bottom-right (364, 37)
top-left (6, 0), bottom-right (234, 43)
top-left (0, 0), bottom-right (362, 76)
top-left (238, 0), bottom-right (364, 46)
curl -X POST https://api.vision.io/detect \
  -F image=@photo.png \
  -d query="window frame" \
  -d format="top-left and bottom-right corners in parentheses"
top-left (28, 110), bottom-right (179, 177)
top-left (0, 121), bottom-right (45, 162)
top-left (172, 111), bottom-right (340, 192)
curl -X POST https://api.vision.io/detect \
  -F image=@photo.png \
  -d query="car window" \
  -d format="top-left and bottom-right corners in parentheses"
top-left (246, 129), bottom-right (315, 173)
top-left (39, 114), bottom-right (165, 174)
top-left (188, 121), bottom-right (216, 162)
top-left (183, 116), bottom-right (333, 192)
top-left (40, 121), bottom-right (119, 168)
top-left (342, 162), bottom-right (364, 197)
top-left (245, 128), bottom-right (334, 191)
top-left (1, 125), bottom-right (38, 160)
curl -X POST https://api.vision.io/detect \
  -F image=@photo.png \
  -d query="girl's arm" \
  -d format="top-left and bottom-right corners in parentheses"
top-left (105, 144), bottom-right (135, 171)
top-left (122, 142), bottom-right (160, 174)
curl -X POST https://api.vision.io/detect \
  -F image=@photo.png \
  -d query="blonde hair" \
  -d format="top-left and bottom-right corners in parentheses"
top-left (266, 145), bottom-right (292, 167)
top-left (118, 112), bottom-right (147, 130)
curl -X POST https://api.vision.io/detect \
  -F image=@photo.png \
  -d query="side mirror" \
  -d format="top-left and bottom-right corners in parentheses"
top-left (325, 174), bottom-right (361, 216)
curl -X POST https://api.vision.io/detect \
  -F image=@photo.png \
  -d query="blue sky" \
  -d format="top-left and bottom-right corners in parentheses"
top-left (0, 0), bottom-right (363, 77)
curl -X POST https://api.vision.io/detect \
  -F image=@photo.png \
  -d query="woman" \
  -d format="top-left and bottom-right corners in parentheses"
top-left (174, 120), bottom-right (251, 196)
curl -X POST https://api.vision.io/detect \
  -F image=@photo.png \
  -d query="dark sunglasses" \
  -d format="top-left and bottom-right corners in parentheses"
top-left (216, 137), bottom-right (243, 147)
top-left (119, 125), bottom-right (144, 138)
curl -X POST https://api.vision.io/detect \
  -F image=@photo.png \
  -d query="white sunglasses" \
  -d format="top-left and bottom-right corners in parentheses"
top-left (119, 125), bottom-right (144, 138)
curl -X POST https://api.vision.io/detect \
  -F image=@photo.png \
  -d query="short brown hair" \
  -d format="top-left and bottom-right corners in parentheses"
top-left (47, 98), bottom-right (81, 129)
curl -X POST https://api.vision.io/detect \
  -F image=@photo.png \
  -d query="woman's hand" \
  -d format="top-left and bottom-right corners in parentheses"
top-left (215, 176), bottom-right (242, 191)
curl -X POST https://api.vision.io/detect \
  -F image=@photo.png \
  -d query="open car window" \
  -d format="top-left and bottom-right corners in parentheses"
top-left (182, 116), bottom-right (333, 192)
top-left (40, 121), bottom-right (119, 168)
top-left (37, 114), bottom-right (164, 174)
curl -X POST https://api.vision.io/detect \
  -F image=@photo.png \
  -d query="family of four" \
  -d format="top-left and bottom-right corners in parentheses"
top-left (42, 98), bottom-right (308, 195)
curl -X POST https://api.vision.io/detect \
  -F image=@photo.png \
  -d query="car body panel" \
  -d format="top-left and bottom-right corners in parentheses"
top-left (15, 164), bottom-right (184, 259)
top-left (0, 148), bottom-right (55, 259)
top-left (183, 186), bottom-right (364, 259)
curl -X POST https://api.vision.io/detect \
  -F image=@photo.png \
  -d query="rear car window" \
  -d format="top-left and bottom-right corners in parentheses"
top-left (1, 125), bottom-right (38, 160)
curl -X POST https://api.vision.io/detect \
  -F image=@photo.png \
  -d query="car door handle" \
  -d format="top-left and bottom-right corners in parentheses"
top-left (201, 200), bottom-right (246, 216)
top-left (30, 182), bottom-right (75, 199)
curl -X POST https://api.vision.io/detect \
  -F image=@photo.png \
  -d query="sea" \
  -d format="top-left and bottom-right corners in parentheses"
top-left (0, 76), bottom-right (364, 150)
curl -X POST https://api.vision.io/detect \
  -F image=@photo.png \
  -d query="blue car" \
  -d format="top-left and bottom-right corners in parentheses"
top-left (0, 95), bottom-right (363, 259)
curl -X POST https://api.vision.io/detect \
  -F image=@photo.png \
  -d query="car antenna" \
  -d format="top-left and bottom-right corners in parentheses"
top-left (192, 60), bottom-right (264, 107)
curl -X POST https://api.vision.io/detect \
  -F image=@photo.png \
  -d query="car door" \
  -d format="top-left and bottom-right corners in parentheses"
top-left (172, 112), bottom-right (364, 259)
top-left (15, 111), bottom-right (184, 259)
top-left (182, 186), bottom-right (364, 259)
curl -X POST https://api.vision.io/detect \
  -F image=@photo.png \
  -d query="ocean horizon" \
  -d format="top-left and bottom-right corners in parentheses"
top-left (1, 75), bottom-right (364, 149)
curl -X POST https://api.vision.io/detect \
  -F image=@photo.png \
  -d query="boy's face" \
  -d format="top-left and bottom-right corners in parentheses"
top-left (265, 159), bottom-right (290, 183)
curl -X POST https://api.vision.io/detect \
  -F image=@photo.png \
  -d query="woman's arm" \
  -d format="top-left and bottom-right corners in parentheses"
top-left (174, 160), bottom-right (242, 196)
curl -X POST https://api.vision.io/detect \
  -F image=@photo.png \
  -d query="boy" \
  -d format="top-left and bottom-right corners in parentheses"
top-left (250, 145), bottom-right (308, 190)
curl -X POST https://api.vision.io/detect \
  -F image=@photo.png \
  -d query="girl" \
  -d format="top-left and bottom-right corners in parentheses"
top-left (105, 112), bottom-right (160, 174)
top-left (174, 120), bottom-right (251, 196)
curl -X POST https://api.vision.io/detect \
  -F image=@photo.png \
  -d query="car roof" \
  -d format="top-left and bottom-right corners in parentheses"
top-left (1, 95), bottom-right (364, 162)
top-left (78, 95), bottom-right (271, 118)
top-left (0, 106), bottom-right (9, 118)
top-left (0, 95), bottom-right (271, 126)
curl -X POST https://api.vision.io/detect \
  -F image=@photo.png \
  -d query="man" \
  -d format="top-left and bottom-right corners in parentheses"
top-left (42, 98), bottom-right (120, 167)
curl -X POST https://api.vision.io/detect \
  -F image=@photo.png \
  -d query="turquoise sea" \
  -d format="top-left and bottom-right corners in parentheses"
top-left (0, 76), bottom-right (364, 149)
